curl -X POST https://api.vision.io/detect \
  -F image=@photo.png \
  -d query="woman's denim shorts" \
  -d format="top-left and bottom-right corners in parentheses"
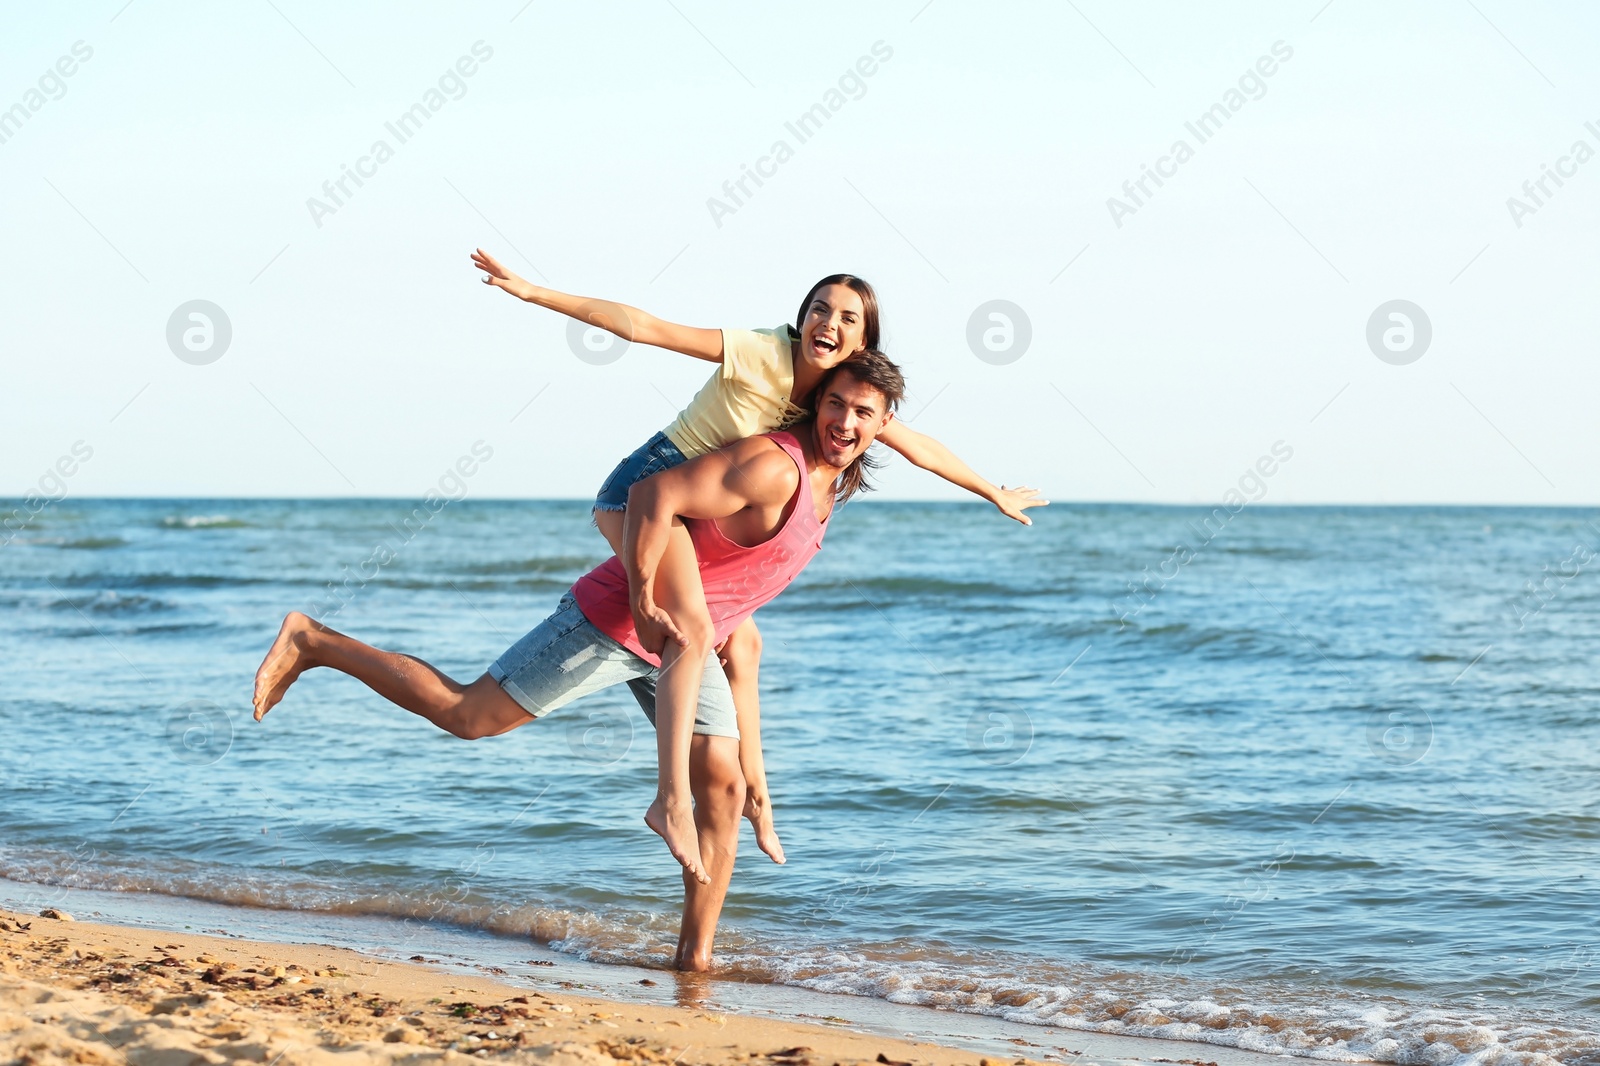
top-left (593, 431), bottom-right (689, 513)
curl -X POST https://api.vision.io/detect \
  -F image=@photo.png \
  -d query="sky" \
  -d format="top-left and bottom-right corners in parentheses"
top-left (3, 0), bottom-right (1597, 505)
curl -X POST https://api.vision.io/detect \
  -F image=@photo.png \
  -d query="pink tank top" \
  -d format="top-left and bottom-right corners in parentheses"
top-left (571, 431), bottom-right (828, 666)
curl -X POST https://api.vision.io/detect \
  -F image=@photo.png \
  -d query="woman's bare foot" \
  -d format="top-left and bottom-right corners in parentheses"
top-left (253, 612), bottom-right (319, 721)
top-left (743, 790), bottom-right (785, 864)
top-left (644, 795), bottom-right (709, 885)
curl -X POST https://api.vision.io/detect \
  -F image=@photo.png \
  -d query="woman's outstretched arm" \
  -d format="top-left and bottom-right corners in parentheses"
top-left (471, 248), bottom-right (724, 362)
top-left (876, 419), bottom-right (1049, 526)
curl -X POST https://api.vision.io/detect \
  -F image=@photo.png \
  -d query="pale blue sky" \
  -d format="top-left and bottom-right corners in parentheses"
top-left (3, 1), bottom-right (1596, 504)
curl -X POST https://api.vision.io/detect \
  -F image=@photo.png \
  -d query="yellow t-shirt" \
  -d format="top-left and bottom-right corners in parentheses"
top-left (663, 325), bottom-right (806, 458)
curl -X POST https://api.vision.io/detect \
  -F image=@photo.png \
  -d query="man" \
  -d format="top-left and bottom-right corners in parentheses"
top-left (251, 351), bottom-right (905, 969)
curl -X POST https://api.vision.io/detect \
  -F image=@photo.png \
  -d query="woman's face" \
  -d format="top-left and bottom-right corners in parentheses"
top-left (796, 283), bottom-right (867, 370)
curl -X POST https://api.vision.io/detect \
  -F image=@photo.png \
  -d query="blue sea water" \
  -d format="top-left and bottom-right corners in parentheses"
top-left (1, 499), bottom-right (1596, 1065)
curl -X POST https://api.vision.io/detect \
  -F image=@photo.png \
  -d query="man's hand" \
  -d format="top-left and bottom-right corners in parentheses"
top-left (631, 593), bottom-right (689, 657)
top-left (471, 248), bottom-right (537, 301)
top-left (992, 484), bottom-right (1049, 526)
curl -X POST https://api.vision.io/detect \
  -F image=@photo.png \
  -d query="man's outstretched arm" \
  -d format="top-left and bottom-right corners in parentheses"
top-left (621, 437), bottom-right (797, 646)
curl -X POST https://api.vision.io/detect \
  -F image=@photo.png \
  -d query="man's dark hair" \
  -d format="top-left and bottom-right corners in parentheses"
top-left (807, 350), bottom-right (906, 504)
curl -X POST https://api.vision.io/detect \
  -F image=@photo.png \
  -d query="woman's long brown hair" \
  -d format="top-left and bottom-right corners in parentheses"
top-left (793, 275), bottom-right (880, 353)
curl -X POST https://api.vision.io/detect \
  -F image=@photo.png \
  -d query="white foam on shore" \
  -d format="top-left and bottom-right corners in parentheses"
top-left (699, 947), bottom-right (1592, 1066)
top-left (0, 854), bottom-right (1593, 1066)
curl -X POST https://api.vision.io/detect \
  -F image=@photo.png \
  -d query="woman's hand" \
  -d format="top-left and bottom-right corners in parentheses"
top-left (471, 248), bottom-right (537, 301)
top-left (631, 593), bottom-right (689, 657)
top-left (992, 484), bottom-right (1049, 526)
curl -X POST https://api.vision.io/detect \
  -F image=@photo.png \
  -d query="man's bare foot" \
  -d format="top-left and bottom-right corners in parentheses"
top-left (253, 612), bottom-right (318, 721)
top-left (673, 948), bottom-right (715, 975)
top-left (644, 795), bottom-right (709, 885)
top-left (743, 790), bottom-right (785, 864)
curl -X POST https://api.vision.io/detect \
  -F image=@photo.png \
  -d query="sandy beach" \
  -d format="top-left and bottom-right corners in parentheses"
top-left (0, 907), bottom-right (1064, 1066)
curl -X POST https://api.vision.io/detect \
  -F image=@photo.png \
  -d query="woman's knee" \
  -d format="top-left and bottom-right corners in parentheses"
top-left (719, 621), bottom-right (761, 679)
top-left (725, 620), bottom-right (762, 659)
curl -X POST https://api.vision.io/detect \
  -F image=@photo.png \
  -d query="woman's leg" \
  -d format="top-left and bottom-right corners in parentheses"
top-left (252, 611), bottom-right (532, 740)
top-left (674, 734), bottom-right (745, 971)
top-left (593, 508), bottom-right (626, 558)
top-left (596, 507), bottom-right (717, 886)
top-left (718, 618), bottom-right (784, 864)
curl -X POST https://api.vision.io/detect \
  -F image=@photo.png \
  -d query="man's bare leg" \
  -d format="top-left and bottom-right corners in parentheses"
top-left (252, 611), bottom-right (531, 739)
top-left (718, 618), bottom-right (784, 864)
top-left (596, 509), bottom-right (713, 887)
top-left (673, 735), bottom-right (745, 972)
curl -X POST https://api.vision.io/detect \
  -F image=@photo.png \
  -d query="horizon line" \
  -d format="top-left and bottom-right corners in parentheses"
top-left (10, 496), bottom-right (1599, 510)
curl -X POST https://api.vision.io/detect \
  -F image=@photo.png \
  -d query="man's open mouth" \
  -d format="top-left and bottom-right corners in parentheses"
top-left (827, 427), bottom-right (856, 450)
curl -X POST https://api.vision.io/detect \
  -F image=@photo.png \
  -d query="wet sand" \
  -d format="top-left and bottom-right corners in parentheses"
top-left (0, 908), bottom-right (1061, 1066)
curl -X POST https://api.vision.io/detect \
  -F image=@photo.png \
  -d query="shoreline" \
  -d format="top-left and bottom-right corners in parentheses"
top-left (1, 905), bottom-right (1044, 1066)
top-left (0, 890), bottom-right (1302, 1066)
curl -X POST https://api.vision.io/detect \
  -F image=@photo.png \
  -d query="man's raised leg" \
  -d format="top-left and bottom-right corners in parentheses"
top-left (252, 611), bottom-right (531, 739)
top-left (674, 734), bottom-right (746, 972)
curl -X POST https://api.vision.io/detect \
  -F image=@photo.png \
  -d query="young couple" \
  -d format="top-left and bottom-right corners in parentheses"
top-left (251, 256), bottom-right (1045, 968)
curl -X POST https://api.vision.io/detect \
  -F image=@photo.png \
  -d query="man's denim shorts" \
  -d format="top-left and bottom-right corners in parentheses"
top-left (593, 431), bottom-right (689, 513)
top-left (488, 593), bottom-right (738, 739)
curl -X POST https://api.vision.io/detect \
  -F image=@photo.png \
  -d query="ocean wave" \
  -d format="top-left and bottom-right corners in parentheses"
top-left (1216, 545), bottom-right (1317, 559)
top-left (161, 515), bottom-right (250, 529)
top-left (0, 850), bottom-right (1593, 1066)
top-left (46, 590), bottom-right (172, 614)
top-left (799, 576), bottom-right (1039, 598)
top-left (457, 556), bottom-right (602, 577)
top-left (1115, 620), bottom-right (1287, 657)
top-left (51, 573), bottom-right (274, 589)
top-left (31, 536), bottom-right (130, 550)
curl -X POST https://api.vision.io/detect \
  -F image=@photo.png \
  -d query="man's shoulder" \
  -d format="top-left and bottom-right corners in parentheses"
top-left (719, 434), bottom-right (801, 502)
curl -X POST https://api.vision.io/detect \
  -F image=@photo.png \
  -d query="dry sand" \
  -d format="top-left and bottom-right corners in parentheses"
top-left (0, 907), bottom-right (1066, 1066)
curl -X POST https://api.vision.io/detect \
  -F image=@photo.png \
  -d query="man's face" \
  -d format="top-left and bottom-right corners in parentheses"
top-left (814, 372), bottom-right (891, 468)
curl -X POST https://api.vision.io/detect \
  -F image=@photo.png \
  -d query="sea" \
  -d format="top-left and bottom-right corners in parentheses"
top-left (1, 499), bottom-right (1596, 1066)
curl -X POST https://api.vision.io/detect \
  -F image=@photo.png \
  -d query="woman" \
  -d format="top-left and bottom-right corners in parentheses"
top-left (470, 249), bottom-right (1046, 884)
